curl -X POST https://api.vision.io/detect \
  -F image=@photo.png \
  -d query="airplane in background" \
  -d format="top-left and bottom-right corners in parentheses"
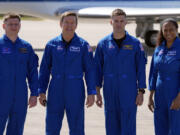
top-left (1, 0), bottom-right (180, 47)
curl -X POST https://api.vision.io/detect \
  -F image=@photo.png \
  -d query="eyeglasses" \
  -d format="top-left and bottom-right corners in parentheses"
top-left (6, 23), bottom-right (20, 27)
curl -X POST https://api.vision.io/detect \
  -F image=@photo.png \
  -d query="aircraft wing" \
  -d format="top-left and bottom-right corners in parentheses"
top-left (78, 7), bottom-right (180, 18)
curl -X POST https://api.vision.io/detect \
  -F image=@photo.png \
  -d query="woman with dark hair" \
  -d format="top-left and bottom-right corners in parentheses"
top-left (148, 18), bottom-right (180, 135)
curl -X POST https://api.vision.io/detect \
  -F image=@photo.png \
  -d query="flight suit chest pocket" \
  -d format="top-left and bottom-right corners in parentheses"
top-left (165, 51), bottom-right (179, 64)
top-left (104, 46), bottom-right (118, 57)
top-left (18, 47), bottom-right (29, 64)
top-left (120, 50), bottom-right (134, 59)
top-left (53, 46), bottom-right (65, 59)
top-left (67, 47), bottom-right (81, 61)
top-left (18, 52), bottom-right (28, 64)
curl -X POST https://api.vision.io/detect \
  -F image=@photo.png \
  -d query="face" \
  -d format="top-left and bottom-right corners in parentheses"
top-left (3, 18), bottom-right (21, 36)
top-left (60, 16), bottom-right (77, 36)
top-left (162, 21), bottom-right (177, 43)
top-left (110, 15), bottom-right (127, 34)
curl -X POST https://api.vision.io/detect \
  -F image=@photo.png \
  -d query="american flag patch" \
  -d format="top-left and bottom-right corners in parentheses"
top-left (139, 44), bottom-right (144, 51)
top-left (88, 45), bottom-right (93, 52)
top-left (109, 44), bottom-right (115, 49)
top-left (158, 49), bottom-right (164, 55)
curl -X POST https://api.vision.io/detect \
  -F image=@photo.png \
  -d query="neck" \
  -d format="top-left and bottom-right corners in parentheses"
top-left (166, 42), bottom-right (173, 48)
top-left (166, 39), bottom-right (175, 48)
top-left (6, 33), bottom-right (18, 43)
top-left (62, 33), bottom-right (74, 42)
top-left (113, 31), bottom-right (125, 39)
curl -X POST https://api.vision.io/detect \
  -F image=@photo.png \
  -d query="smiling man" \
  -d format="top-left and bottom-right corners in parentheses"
top-left (95, 9), bottom-right (146, 135)
top-left (38, 11), bottom-right (96, 135)
top-left (0, 13), bottom-right (39, 135)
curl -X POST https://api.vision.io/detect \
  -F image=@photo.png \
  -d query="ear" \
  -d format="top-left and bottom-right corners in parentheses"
top-left (110, 19), bottom-right (112, 25)
top-left (2, 23), bottom-right (5, 30)
top-left (125, 19), bottom-right (127, 25)
top-left (60, 21), bottom-right (62, 28)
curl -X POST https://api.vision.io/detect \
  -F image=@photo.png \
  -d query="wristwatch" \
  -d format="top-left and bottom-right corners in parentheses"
top-left (138, 88), bottom-right (145, 94)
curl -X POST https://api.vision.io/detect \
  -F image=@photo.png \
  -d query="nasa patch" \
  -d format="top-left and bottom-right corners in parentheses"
top-left (70, 46), bottom-right (80, 52)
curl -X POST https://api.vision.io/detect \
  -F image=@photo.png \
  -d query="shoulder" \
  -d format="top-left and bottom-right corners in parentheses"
top-left (46, 36), bottom-right (60, 47)
top-left (18, 38), bottom-right (34, 51)
top-left (175, 37), bottom-right (180, 49)
top-left (76, 36), bottom-right (89, 46)
top-left (97, 34), bottom-right (112, 48)
top-left (0, 37), bottom-right (5, 45)
top-left (126, 33), bottom-right (140, 45)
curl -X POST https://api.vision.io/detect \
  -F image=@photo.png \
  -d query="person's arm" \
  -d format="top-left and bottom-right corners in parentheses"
top-left (96, 86), bottom-right (103, 108)
top-left (135, 43), bottom-right (146, 106)
top-left (82, 43), bottom-right (96, 108)
top-left (27, 46), bottom-right (39, 108)
top-left (148, 53), bottom-right (158, 91)
top-left (148, 51), bottom-right (158, 112)
top-left (170, 91), bottom-right (180, 110)
top-left (94, 43), bottom-right (104, 107)
top-left (38, 44), bottom-right (52, 106)
top-left (148, 90), bottom-right (155, 112)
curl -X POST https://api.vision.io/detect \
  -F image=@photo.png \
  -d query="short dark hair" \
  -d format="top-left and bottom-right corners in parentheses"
top-left (156, 18), bottom-right (178, 46)
top-left (111, 9), bottom-right (126, 18)
top-left (60, 11), bottom-right (78, 24)
top-left (3, 13), bottom-right (21, 23)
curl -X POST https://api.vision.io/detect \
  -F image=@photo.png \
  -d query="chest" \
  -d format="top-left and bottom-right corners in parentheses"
top-left (0, 46), bottom-right (29, 64)
top-left (154, 49), bottom-right (180, 71)
top-left (53, 45), bottom-right (82, 60)
top-left (103, 43), bottom-right (135, 60)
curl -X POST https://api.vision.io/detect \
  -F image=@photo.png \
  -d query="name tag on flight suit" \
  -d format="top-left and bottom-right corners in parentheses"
top-left (19, 48), bottom-right (28, 53)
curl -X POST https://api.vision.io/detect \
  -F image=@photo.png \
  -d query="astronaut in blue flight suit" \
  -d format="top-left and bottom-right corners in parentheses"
top-left (95, 9), bottom-right (146, 135)
top-left (148, 18), bottom-right (180, 135)
top-left (0, 13), bottom-right (38, 135)
top-left (38, 12), bottom-right (96, 135)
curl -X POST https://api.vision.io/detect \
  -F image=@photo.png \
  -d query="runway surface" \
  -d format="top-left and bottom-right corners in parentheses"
top-left (0, 18), bottom-right (158, 135)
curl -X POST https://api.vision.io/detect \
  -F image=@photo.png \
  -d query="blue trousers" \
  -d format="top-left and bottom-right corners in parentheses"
top-left (154, 108), bottom-right (180, 135)
top-left (0, 111), bottom-right (26, 135)
top-left (105, 108), bottom-right (137, 135)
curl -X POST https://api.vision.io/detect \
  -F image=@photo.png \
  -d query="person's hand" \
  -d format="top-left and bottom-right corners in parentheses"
top-left (39, 93), bottom-right (47, 107)
top-left (136, 92), bottom-right (144, 106)
top-left (147, 90), bottom-right (155, 112)
top-left (28, 96), bottom-right (37, 108)
top-left (96, 87), bottom-right (103, 108)
top-left (96, 93), bottom-right (103, 108)
top-left (86, 95), bottom-right (95, 108)
top-left (148, 97), bottom-right (154, 112)
top-left (170, 93), bottom-right (180, 110)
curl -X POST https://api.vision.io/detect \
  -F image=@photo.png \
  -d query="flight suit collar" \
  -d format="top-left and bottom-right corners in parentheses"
top-left (58, 33), bottom-right (78, 43)
top-left (3, 34), bottom-right (20, 44)
top-left (108, 31), bottom-right (130, 50)
top-left (162, 37), bottom-right (178, 50)
top-left (109, 31), bottom-right (130, 42)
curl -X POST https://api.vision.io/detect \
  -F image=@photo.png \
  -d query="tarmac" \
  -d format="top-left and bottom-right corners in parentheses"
top-left (0, 18), bottom-right (158, 135)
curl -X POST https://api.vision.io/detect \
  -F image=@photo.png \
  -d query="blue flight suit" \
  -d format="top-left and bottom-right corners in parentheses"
top-left (0, 35), bottom-right (39, 135)
top-left (95, 32), bottom-right (146, 135)
top-left (149, 37), bottom-right (180, 135)
top-left (39, 33), bottom-right (96, 135)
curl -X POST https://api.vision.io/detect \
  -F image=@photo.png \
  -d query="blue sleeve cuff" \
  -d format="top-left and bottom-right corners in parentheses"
top-left (38, 88), bottom-right (46, 94)
top-left (137, 84), bottom-right (146, 89)
top-left (178, 88), bottom-right (180, 92)
top-left (96, 83), bottom-right (102, 88)
top-left (30, 91), bottom-right (39, 97)
top-left (148, 85), bottom-right (156, 91)
top-left (87, 89), bottom-right (97, 95)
